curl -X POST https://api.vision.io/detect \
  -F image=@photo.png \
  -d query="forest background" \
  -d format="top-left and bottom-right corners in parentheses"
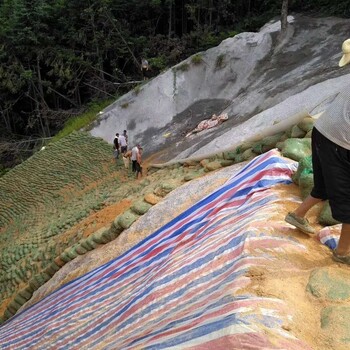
top-left (0, 0), bottom-right (349, 173)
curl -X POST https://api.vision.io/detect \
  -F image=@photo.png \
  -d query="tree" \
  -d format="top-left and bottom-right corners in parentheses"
top-left (280, 0), bottom-right (289, 35)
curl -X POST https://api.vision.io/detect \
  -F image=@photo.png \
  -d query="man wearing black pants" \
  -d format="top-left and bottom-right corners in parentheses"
top-left (131, 144), bottom-right (141, 174)
top-left (285, 38), bottom-right (350, 265)
top-left (113, 133), bottom-right (120, 160)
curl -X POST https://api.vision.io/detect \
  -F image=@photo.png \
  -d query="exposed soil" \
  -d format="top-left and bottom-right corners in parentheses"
top-left (60, 199), bottom-right (132, 242)
top-left (235, 184), bottom-right (344, 350)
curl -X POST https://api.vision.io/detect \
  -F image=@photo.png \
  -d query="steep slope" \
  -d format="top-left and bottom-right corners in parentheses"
top-left (90, 15), bottom-right (350, 162)
top-left (0, 132), bottom-right (124, 317)
top-left (1, 14), bottom-right (350, 350)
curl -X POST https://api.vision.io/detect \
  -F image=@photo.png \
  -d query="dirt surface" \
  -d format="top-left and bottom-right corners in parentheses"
top-left (235, 184), bottom-right (344, 350)
top-left (60, 199), bottom-right (132, 241)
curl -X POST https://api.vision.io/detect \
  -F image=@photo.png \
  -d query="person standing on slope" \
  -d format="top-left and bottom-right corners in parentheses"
top-left (118, 133), bottom-right (127, 155)
top-left (141, 58), bottom-right (150, 80)
top-left (285, 38), bottom-right (350, 265)
top-left (123, 130), bottom-right (128, 146)
top-left (135, 147), bottom-right (143, 179)
top-left (113, 133), bottom-right (120, 160)
top-left (131, 144), bottom-right (141, 174)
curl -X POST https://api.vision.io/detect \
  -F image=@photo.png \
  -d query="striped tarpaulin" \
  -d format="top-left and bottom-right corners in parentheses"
top-left (318, 226), bottom-right (340, 250)
top-left (0, 150), bottom-right (312, 350)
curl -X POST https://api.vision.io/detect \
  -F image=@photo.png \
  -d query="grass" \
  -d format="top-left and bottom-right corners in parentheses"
top-left (215, 54), bottom-right (226, 70)
top-left (191, 54), bottom-right (203, 65)
top-left (0, 166), bottom-right (9, 178)
top-left (175, 63), bottom-right (190, 72)
top-left (51, 99), bottom-right (115, 143)
top-left (0, 131), bottom-right (127, 311)
top-left (133, 85), bottom-right (142, 95)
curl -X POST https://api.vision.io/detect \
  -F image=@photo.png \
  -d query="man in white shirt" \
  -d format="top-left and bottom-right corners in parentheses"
top-left (123, 130), bottom-right (128, 145)
top-left (285, 38), bottom-right (350, 265)
top-left (131, 145), bottom-right (140, 173)
top-left (118, 134), bottom-right (127, 154)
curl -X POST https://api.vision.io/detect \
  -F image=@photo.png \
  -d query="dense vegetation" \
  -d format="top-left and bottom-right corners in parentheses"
top-left (0, 0), bottom-right (349, 169)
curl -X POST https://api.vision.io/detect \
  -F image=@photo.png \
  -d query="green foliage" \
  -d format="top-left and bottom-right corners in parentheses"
top-left (215, 54), bottom-right (226, 70)
top-left (175, 62), bottom-right (190, 72)
top-left (226, 30), bottom-right (239, 38)
top-left (291, 0), bottom-right (350, 16)
top-left (0, 165), bottom-right (9, 178)
top-left (148, 56), bottom-right (168, 72)
top-left (191, 54), bottom-right (203, 65)
top-left (133, 85), bottom-right (142, 95)
top-left (51, 99), bottom-right (114, 143)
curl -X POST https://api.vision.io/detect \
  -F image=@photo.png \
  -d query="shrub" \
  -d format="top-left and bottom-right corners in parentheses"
top-left (0, 165), bottom-right (9, 177)
top-left (175, 63), bottom-right (190, 72)
top-left (51, 99), bottom-right (114, 143)
top-left (148, 56), bottom-right (168, 72)
top-left (133, 85), bottom-right (142, 95)
top-left (191, 54), bottom-right (203, 65)
top-left (215, 54), bottom-right (226, 70)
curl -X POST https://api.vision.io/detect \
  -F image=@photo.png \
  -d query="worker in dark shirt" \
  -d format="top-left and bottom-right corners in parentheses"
top-left (113, 133), bottom-right (120, 160)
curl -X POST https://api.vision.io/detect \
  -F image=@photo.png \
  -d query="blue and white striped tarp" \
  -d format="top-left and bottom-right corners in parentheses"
top-left (0, 150), bottom-right (312, 349)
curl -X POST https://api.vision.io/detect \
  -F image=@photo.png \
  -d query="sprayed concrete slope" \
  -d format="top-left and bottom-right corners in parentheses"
top-left (90, 14), bottom-right (350, 162)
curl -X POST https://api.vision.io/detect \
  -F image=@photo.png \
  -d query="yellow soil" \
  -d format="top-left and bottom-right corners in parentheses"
top-left (58, 199), bottom-right (132, 244)
top-left (237, 183), bottom-right (347, 350)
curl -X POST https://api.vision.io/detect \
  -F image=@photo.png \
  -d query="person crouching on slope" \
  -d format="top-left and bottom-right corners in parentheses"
top-left (285, 38), bottom-right (350, 265)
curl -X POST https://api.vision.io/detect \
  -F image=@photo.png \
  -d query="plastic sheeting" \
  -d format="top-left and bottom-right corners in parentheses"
top-left (0, 150), bottom-right (312, 350)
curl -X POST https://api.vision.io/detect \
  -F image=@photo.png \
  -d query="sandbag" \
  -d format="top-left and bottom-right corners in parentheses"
top-left (235, 141), bottom-right (255, 154)
top-left (292, 156), bottom-right (313, 185)
top-left (252, 132), bottom-right (284, 154)
top-left (131, 200), bottom-right (152, 215)
top-left (299, 172), bottom-right (314, 200)
top-left (318, 202), bottom-right (341, 226)
top-left (281, 138), bottom-right (311, 161)
top-left (241, 148), bottom-right (255, 161)
top-left (297, 117), bottom-right (315, 133)
top-left (291, 125), bottom-right (306, 138)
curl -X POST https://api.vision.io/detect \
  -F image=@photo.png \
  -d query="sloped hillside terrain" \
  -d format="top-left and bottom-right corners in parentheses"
top-left (1, 14), bottom-right (350, 350)
top-left (0, 130), bottom-right (224, 321)
top-left (90, 15), bottom-right (350, 162)
top-left (0, 132), bottom-right (123, 314)
top-left (2, 112), bottom-right (350, 349)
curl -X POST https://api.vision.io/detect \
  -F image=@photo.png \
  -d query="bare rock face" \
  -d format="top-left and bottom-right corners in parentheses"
top-left (90, 15), bottom-right (350, 163)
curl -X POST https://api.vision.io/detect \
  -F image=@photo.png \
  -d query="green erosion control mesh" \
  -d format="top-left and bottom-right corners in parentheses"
top-left (0, 132), bottom-right (118, 314)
